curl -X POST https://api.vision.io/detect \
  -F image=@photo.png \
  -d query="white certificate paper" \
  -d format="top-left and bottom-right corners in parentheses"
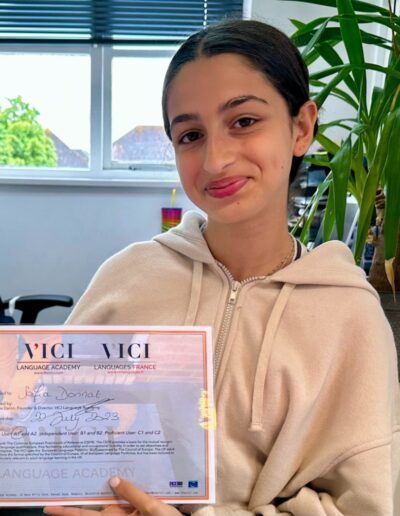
top-left (0, 326), bottom-right (215, 507)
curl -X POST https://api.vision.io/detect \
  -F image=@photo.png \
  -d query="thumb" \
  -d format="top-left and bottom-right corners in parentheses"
top-left (109, 477), bottom-right (179, 516)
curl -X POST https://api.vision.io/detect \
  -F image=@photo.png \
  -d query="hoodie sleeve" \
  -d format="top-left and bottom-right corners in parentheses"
top-left (190, 431), bottom-right (400, 515)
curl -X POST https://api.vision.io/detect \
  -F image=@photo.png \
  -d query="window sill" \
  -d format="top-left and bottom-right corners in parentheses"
top-left (0, 169), bottom-right (181, 188)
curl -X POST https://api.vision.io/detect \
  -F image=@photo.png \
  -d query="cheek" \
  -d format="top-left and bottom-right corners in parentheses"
top-left (247, 136), bottom-right (292, 189)
top-left (250, 134), bottom-right (292, 169)
top-left (258, 127), bottom-right (294, 165)
top-left (175, 153), bottom-right (201, 192)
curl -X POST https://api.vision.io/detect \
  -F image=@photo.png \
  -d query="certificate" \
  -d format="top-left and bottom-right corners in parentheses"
top-left (0, 326), bottom-right (215, 507)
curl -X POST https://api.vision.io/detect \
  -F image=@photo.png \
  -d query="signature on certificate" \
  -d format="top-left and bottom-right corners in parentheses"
top-left (19, 384), bottom-right (104, 403)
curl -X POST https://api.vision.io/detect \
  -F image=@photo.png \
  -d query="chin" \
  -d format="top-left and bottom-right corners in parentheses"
top-left (207, 207), bottom-right (257, 227)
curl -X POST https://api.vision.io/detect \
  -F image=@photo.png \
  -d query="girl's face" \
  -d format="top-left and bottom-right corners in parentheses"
top-left (167, 53), bottom-right (316, 229)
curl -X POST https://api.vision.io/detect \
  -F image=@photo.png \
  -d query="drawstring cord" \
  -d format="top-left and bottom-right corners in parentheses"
top-left (183, 260), bottom-right (203, 325)
top-left (249, 283), bottom-right (296, 432)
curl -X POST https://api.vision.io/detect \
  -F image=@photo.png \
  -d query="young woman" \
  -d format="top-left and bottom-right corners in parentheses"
top-left (44, 19), bottom-right (400, 516)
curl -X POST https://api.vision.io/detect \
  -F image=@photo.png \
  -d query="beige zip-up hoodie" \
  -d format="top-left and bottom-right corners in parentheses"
top-left (68, 210), bottom-right (400, 516)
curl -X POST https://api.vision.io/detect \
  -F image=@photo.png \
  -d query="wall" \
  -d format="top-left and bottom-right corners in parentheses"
top-left (0, 183), bottom-right (196, 323)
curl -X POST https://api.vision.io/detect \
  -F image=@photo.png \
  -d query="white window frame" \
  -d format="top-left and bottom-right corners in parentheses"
top-left (0, 44), bottom-right (180, 187)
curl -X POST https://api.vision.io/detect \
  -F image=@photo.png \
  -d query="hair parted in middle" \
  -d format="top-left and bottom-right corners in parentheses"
top-left (161, 19), bottom-right (318, 184)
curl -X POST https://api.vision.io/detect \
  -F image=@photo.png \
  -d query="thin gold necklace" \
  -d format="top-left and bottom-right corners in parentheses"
top-left (267, 235), bottom-right (295, 276)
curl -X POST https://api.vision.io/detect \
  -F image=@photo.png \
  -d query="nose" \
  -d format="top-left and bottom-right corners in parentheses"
top-left (202, 132), bottom-right (235, 175)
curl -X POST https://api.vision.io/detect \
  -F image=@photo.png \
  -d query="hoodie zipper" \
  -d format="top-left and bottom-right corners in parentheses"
top-left (214, 262), bottom-right (265, 378)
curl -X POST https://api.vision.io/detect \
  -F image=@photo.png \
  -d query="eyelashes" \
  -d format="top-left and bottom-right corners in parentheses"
top-left (175, 116), bottom-right (260, 146)
top-left (179, 131), bottom-right (202, 144)
top-left (233, 116), bottom-right (258, 128)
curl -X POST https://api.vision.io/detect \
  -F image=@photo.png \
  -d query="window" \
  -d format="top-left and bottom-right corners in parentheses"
top-left (108, 48), bottom-right (175, 168)
top-left (0, 49), bottom-right (91, 170)
top-left (0, 1), bottom-right (244, 185)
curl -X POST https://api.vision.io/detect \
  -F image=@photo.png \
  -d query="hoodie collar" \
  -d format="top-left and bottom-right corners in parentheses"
top-left (154, 210), bottom-right (215, 264)
top-left (154, 210), bottom-right (377, 297)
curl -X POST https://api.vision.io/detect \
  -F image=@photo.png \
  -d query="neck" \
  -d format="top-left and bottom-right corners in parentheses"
top-left (203, 217), bottom-right (293, 282)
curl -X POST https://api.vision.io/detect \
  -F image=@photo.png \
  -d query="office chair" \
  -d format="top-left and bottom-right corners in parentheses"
top-left (0, 294), bottom-right (74, 515)
top-left (0, 294), bottom-right (73, 324)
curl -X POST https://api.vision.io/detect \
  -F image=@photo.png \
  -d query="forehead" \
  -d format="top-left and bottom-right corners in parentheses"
top-left (167, 53), bottom-right (280, 116)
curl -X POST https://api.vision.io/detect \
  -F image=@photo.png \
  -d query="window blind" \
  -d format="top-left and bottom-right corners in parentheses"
top-left (0, 0), bottom-right (244, 44)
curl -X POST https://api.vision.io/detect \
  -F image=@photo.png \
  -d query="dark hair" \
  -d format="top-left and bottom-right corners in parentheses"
top-left (162, 19), bottom-right (318, 184)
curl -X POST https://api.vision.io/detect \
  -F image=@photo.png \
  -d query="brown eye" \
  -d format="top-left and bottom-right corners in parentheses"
top-left (234, 117), bottom-right (257, 128)
top-left (178, 131), bottom-right (202, 144)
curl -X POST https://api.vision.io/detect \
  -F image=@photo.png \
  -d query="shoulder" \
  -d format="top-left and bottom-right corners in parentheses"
top-left (66, 238), bottom-right (193, 324)
top-left (94, 238), bottom-right (188, 280)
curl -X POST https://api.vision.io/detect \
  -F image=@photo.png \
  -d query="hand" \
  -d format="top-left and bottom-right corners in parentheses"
top-left (43, 476), bottom-right (183, 516)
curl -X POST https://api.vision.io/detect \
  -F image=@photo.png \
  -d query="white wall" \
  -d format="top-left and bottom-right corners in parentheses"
top-left (0, 183), bottom-right (196, 323)
top-left (251, 0), bottom-right (333, 32)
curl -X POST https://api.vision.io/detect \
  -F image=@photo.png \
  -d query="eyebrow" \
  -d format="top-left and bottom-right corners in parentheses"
top-left (169, 95), bottom-right (268, 132)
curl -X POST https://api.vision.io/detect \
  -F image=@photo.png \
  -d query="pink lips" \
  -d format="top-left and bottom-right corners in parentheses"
top-left (205, 176), bottom-right (249, 199)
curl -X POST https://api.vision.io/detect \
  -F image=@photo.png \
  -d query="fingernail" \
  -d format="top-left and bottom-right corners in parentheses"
top-left (109, 476), bottom-right (121, 488)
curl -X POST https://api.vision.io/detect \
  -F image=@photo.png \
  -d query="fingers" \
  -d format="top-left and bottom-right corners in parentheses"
top-left (109, 477), bottom-right (181, 516)
top-left (109, 477), bottom-right (160, 515)
top-left (43, 506), bottom-right (128, 516)
top-left (43, 477), bottom-right (181, 516)
top-left (43, 507), bottom-right (96, 516)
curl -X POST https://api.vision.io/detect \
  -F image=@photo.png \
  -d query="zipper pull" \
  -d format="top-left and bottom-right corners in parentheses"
top-left (229, 281), bottom-right (240, 304)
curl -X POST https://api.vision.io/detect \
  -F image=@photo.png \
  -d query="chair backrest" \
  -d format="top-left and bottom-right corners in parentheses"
top-left (0, 295), bottom-right (73, 324)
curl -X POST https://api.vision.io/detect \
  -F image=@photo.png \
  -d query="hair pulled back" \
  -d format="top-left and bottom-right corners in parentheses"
top-left (162, 19), bottom-right (317, 184)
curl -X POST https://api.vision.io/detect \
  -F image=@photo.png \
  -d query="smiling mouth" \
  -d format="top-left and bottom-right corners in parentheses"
top-left (205, 176), bottom-right (249, 199)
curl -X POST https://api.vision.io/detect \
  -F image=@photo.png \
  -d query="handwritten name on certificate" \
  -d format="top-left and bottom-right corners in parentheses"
top-left (0, 326), bottom-right (215, 507)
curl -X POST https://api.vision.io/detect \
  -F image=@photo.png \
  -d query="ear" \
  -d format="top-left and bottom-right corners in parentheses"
top-left (292, 100), bottom-right (318, 157)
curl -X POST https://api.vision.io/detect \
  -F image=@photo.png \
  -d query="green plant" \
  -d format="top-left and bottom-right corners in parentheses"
top-left (285, 0), bottom-right (400, 292)
top-left (0, 96), bottom-right (57, 167)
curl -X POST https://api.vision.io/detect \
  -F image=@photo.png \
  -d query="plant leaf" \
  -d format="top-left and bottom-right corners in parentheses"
top-left (369, 86), bottom-right (384, 128)
top-left (316, 42), bottom-right (359, 98)
top-left (318, 120), bottom-right (354, 131)
top-left (310, 64), bottom-right (351, 81)
top-left (353, 111), bottom-right (397, 264)
top-left (336, 0), bottom-right (367, 109)
top-left (323, 183), bottom-right (336, 241)
top-left (313, 65), bottom-right (352, 108)
top-left (302, 18), bottom-right (331, 57)
top-left (292, 14), bottom-right (399, 39)
top-left (385, 259), bottom-right (397, 298)
top-left (377, 50), bottom-right (400, 127)
top-left (310, 62), bottom-right (400, 82)
top-left (296, 176), bottom-right (332, 243)
top-left (305, 48), bottom-right (324, 66)
top-left (290, 19), bottom-right (306, 30)
top-left (383, 108), bottom-right (400, 261)
top-left (364, 62), bottom-right (400, 81)
top-left (316, 132), bottom-right (340, 155)
top-left (293, 26), bottom-right (391, 50)
top-left (329, 136), bottom-right (352, 240)
top-left (351, 136), bottom-right (366, 202)
top-left (310, 80), bottom-right (359, 109)
top-left (279, 0), bottom-right (387, 15)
